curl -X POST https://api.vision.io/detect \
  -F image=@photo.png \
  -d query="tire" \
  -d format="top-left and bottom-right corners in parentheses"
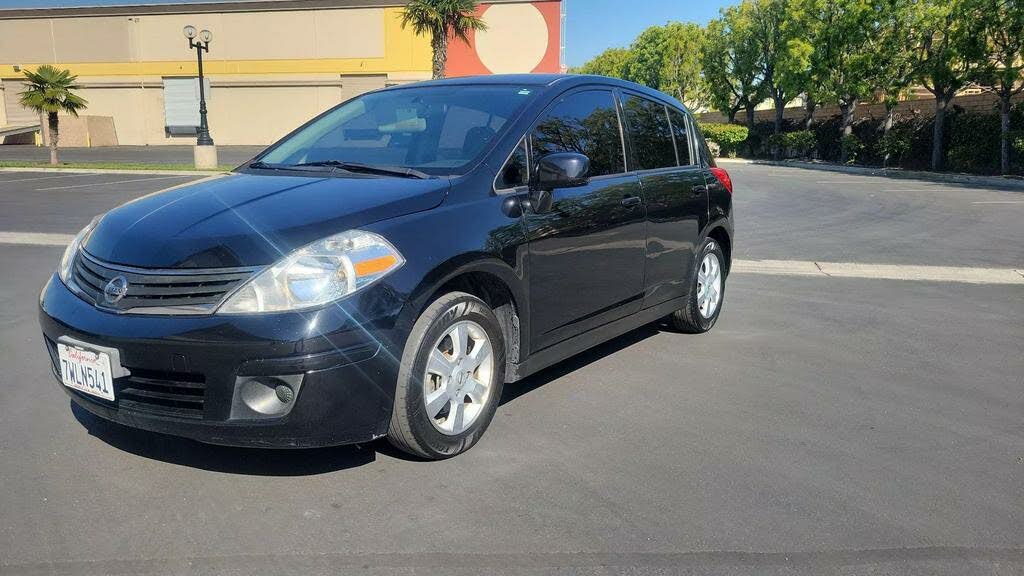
top-left (387, 292), bottom-right (506, 459)
top-left (667, 237), bottom-right (727, 334)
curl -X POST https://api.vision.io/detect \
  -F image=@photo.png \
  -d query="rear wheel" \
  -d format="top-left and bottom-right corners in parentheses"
top-left (667, 237), bottom-right (727, 334)
top-left (387, 292), bottom-right (505, 459)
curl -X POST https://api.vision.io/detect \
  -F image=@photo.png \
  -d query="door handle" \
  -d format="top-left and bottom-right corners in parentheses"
top-left (692, 184), bottom-right (707, 195)
top-left (620, 196), bottom-right (642, 208)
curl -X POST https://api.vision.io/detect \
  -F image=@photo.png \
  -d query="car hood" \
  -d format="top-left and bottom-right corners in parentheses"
top-left (84, 173), bottom-right (449, 269)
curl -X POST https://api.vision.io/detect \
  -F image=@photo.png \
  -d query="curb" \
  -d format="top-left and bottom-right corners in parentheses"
top-left (0, 166), bottom-right (227, 176)
top-left (715, 158), bottom-right (1024, 191)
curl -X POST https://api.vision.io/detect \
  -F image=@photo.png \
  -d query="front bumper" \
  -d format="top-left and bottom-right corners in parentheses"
top-left (38, 274), bottom-right (408, 448)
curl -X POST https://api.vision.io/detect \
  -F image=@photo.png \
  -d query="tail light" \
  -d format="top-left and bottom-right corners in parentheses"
top-left (709, 167), bottom-right (733, 195)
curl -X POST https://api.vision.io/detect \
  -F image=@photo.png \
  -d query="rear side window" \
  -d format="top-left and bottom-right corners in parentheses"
top-left (668, 108), bottom-right (694, 166)
top-left (530, 90), bottom-right (625, 177)
top-left (621, 94), bottom-right (676, 171)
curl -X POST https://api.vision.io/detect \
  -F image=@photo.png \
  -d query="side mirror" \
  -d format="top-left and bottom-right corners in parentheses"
top-left (533, 152), bottom-right (590, 192)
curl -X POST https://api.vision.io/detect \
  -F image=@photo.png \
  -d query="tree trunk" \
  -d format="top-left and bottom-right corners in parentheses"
top-left (802, 99), bottom-right (816, 131)
top-left (47, 112), bottom-right (59, 166)
top-left (773, 92), bottom-right (785, 135)
top-left (840, 100), bottom-right (856, 137)
top-left (771, 93), bottom-right (785, 160)
top-left (745, 104), bottom-right (756, 132)
top-left (932, 94), bottom-right (950, 172)
top-left (882, 102), bottom-right (896, 168)
top-left (726, 107), bottom-right (737, 124)
top-left (1000, 94), bottom-right (1011, 176)
top-left (431, 32), bottom-right (448, 79)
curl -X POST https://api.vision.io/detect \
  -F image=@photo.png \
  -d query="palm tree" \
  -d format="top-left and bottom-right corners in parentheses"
top-left (400, 0), bottom-right (487, 79)
top-left (19, 65), bottom-right (88, 165)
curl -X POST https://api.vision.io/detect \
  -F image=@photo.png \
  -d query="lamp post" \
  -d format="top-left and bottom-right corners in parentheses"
top-left (183, 25), bottom-right (214, 146)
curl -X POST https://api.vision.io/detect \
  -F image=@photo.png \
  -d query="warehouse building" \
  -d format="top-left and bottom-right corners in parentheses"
top-left (0, 0), bottom-right (565, 146)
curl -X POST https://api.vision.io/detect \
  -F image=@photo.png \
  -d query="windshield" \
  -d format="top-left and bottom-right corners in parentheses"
top-left (257, 85), bottom-right (537, 176)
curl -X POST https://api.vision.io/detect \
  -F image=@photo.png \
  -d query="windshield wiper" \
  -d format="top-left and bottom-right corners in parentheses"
top-left (247, 160), bottom-right (333, 173)
top-left (291, 160), bottom-right (432, 180)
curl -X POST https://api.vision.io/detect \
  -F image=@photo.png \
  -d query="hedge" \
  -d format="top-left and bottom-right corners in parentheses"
top-left (706, 102), bottom-right (1024, 175)
top-left (699, 123), bottom-right (749, 157)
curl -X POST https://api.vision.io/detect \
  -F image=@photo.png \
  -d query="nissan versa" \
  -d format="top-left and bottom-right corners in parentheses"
top-left (39, 74), bottom-right (734, 459)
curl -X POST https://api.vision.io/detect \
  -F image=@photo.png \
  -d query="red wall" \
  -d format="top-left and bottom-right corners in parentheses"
top-left (445, 1), bottom-right (562, 77)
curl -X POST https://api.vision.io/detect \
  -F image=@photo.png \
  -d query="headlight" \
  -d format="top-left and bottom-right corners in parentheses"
top-left (58, 216), bottom-right (101, 284)
top-left (218, 230), bottom-right (404, 314)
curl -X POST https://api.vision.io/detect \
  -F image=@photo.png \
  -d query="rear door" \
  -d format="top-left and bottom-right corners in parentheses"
top-left (619, 92), bottom-right (709, 307)
top-left (523, 88), bottom-right (646, 351)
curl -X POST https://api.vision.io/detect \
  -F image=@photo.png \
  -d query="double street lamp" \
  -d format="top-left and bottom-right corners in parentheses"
top-left (183, 25), bottom-right (214, 146)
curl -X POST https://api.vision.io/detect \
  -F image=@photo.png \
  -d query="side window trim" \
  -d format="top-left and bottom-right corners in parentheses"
top-left (686, 113), bottom-right (704, 167)
top-left (492, 136), bottom-right (531, 194)
top-left (612, 88), bottom-right (632, 174)
top-left (665, 104), bottom-right (681, 167)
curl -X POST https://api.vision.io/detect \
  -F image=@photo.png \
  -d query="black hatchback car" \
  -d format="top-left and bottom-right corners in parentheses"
top-left (40, 74), bottom-right (733, 459)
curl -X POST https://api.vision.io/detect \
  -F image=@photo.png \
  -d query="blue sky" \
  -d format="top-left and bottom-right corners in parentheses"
top-left (0, 0), bottom-right (732, 68)
top-left (564, 0), bottom-right (729, 67)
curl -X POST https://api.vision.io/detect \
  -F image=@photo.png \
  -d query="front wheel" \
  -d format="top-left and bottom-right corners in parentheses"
top-left (667, 238), bottom-right (727, 334)
top-left (387, 292), bottom-right (505, 459)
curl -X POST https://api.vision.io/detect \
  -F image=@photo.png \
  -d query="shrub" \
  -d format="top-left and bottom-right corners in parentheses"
top-left (699, 123), bottom-right (749, 157)
top-left (946, 112), bottom-right (1001, 174)
top-left (878, 129), bottom-right (912, 165)
top-left (785, 131), bottom-right (817, 158)
top-left (840, 134), bottom-right (864, 164)
top-left (765, 133), bottom-right (787, 158)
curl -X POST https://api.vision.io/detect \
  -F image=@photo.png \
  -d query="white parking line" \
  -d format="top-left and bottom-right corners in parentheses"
top-left (35, 175), bottom-right (192, 191)
top-left (0, 173), bottom-right (102, 184)
top-left (971, 201), bottom-right (1024, 205)
top-left (734, 259), bottom-right (1024, 285)
top-left (0, 232), bottom-right (76, 246)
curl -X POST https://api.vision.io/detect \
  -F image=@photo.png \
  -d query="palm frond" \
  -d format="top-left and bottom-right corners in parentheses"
top-left (18, 64), bottom-right (88, 116)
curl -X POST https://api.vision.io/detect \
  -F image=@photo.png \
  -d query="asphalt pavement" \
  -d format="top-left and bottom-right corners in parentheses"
top-left (0, 164), bottom-right (1021, 575)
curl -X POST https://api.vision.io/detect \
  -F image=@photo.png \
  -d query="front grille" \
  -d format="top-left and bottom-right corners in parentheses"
top-left (71, 251), bottom-right (255, 314)
top-left (118, 369), bottom-right (206, 420)
top-left (45, 337), bottom-right (207, 420)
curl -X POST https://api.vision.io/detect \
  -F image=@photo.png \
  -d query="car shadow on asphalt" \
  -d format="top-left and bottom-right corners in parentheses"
top-left (70, 323), bottom-right (664, 475)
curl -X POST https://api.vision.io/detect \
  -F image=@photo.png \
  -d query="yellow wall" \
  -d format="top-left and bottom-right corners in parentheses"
top-left (0, 7), bottom-right (433, 145)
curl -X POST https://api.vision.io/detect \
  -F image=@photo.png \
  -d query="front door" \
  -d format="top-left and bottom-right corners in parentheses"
top-left (523, 89), bottom-right (646, 352)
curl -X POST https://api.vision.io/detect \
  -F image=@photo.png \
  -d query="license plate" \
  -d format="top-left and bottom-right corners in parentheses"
top-left (58, 343), bottom-right (115, 401)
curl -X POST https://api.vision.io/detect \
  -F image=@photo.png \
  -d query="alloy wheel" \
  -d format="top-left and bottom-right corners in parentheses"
top-left (422, 320), bottom-right (494, 435)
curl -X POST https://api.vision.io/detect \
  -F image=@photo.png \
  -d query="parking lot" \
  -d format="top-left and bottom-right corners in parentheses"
top-left (0, 164), bottom-right (1021, 575)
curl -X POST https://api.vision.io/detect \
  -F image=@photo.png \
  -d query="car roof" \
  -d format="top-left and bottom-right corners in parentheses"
top-left (388, 74), bottom-right (689, 112)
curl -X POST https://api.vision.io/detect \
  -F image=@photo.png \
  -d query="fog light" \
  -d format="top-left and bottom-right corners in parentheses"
top-left (230, 374), bottom-right (303, 420)
top-left (275, 384), bottom-right (294, 404)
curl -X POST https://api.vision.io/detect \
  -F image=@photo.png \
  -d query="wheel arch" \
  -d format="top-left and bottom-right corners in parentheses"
top-left (703, 222), bottom-right (733, 275)
top-left (401, 255), bottom-right (528, 381)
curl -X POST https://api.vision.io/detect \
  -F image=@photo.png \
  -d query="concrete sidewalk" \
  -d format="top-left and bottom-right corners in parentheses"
top-left (0, 144), bottom-right (265, 167)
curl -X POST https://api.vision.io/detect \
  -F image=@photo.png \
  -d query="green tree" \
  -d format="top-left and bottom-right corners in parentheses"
top-left (624, 25), bottom-right (668, 89)
top-left (576, 47), bottom-right (631, 79)
top-left (910, 0), bottom-right (982, 171)
top-left (660, 22), bottom-right (707, 108)
top-left (703, 6), bottom-right (764, 128)
top-left (964, 0), bottom-right (1024, 174)
top-left (400, 0), bottom-right (487, 79)
top-left (792, 0), bottom-right (879, 161)
top-left (19, 65), bottom-right (88, 166)
top-left (873, 0), bottom-right (918, 142)
top-left (748, 0), bottom-right (797, 136)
